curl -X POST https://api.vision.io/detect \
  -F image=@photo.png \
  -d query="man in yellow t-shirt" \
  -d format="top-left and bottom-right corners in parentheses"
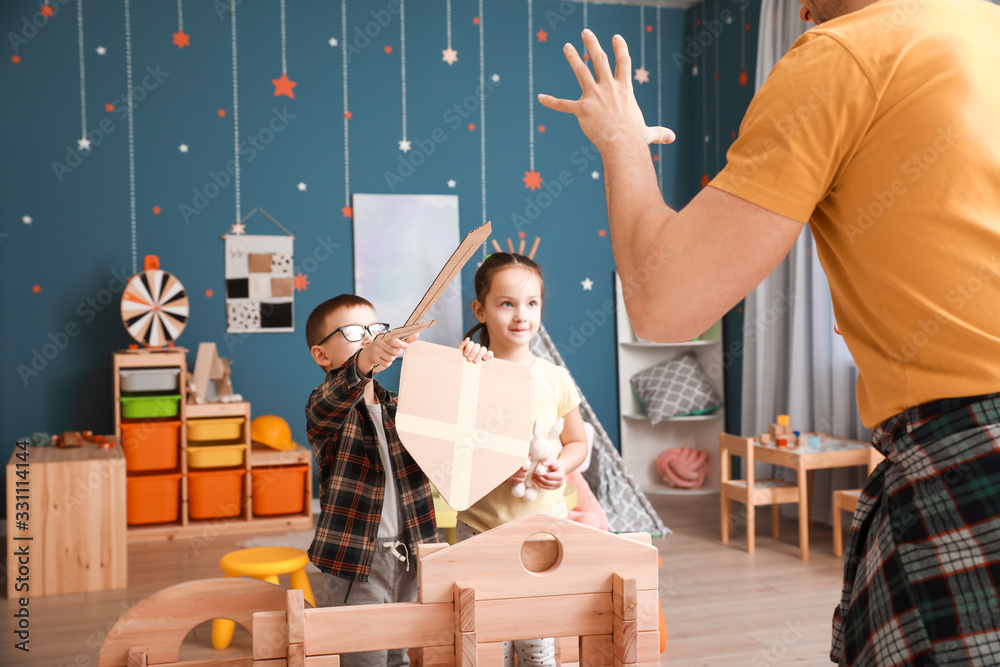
top-left (540, 0), bottom-right (1000, 664)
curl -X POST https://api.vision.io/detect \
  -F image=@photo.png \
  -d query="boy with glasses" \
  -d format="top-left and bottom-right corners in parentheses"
top-left (304, 294), bottom-right (437, 667)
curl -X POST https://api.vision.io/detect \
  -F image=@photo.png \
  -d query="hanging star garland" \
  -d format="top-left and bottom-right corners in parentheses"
top-left (634, 7), bottom-right (649, 84)
top-left (272, 0), bottom-right (296, 98)
top-left (524, 0), bottom-right (542, 191)
top-left (76, 0), bottom-right (90, 151)
top-left (442, 0), bottom-right (457, 64)
top-left (173, 0), bottom-right (189, 48)
top-left (399, 0), bottom-right (409, 151)
top-left (341, 0), bottom-right (352, 218)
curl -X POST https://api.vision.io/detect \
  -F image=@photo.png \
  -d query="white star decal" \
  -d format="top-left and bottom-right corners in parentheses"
top-left (581, 277), bottom-right (594, 291)
top-left (692, 65), bottom-right (699, 76)
top-left (704, 135), bottom-right (711, 143)
top-left (297, 182), bottom-right (307, 191)
top-left (230, 222), bottom-right (246, 235)
top-left (442, 47), bottom-right (458, 65)
top-left (96, 45), bottom-right (106, 55)
top-left (178, 144), bottom-right (189, 153)
top-left (77, 137), bottom-right (92, 151)
top-left (634, 67), bottom-right (650, 84)
top-left (329, 37), bottom-right (338, 47)
top-left (591, 171), bottom-right (600, 180)
top-left (447, 179), bottom-right (456, 188)
top-left (491, 73), bottom-right (500, 83)
top-left (22, 215), bottom-right (32, 225)
top-left (399, 139), bottom-right (412, 152)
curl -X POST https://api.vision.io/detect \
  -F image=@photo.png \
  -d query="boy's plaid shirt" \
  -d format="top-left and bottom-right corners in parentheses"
top-left (305, 350), bottom-right (437, 581)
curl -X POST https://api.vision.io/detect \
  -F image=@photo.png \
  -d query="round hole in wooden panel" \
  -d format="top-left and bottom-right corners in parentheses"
top-left (519, 532), bottom-right (563, 574)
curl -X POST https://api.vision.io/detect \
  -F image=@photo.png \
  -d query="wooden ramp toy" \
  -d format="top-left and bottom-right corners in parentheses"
top-left (252, 512), bottom-right (661, 666)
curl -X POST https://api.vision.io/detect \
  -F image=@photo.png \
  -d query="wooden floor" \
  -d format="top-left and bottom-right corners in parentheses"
top-left (0, 493), bottom-right (846, 666)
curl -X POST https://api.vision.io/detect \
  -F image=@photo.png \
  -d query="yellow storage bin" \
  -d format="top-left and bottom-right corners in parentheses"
top-left (187, 417), bottom-right (245, 442)
top-left (187, 443), bottom-right (247, 469)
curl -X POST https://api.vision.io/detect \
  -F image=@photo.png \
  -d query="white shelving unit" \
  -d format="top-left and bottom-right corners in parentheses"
top-left (614, 275), bottom-right (725, 496)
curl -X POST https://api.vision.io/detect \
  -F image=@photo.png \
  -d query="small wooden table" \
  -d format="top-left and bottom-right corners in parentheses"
top-left (752, 435), bottom-right (870, 560)
top-left (6, 438), bottom-right (127, 597)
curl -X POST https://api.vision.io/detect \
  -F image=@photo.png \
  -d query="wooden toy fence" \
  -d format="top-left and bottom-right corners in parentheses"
top-left (251, 513), bottom-right (660, 666)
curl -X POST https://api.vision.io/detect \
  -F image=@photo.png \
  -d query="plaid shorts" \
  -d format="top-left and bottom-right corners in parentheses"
top-left (832, 393), bottom-right (1000, 666)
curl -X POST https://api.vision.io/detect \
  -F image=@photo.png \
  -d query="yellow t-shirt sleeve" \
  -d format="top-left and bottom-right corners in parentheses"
top-left (711, 32), bottom-right (879, 222)
top-left (557, 367), bottom-right (581, 419)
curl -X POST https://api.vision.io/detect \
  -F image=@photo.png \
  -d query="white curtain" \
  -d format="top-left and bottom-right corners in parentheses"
top-left (741, 0), bottom-right (870, 525)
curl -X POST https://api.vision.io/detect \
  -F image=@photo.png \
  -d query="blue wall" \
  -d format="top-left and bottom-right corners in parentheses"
top-left (0, 0), bottom-right (759, 505)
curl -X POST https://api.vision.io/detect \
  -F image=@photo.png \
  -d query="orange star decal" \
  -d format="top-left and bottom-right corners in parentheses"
top-left (172, 30), bottom-right (190, 49)
top-left (537, 29), bottom-right (548, 42)
top-left (518, 232), bottom-right (526, 239)
top-left (472, 16), bottom-right (480, 24)
top-left (218, 109), bottom-right (227, 117)
top-left (523, 170), bottom-right (543, 191)
top-left (583, 53), bottom-right (590, 61)
top-left (700, 173), bottom-right (711, 188)
top-left (652, 154), bottom-right (659, 162)
top-left (293, 272), bottom-right (310, 292)
top-left (384, 45), bottom-right (392, 54)
top-left (646, 25), bottom-right (653, 32)
top-left (32, 284), bottom-right (41, 293)
top-left (205, 289), bottom-right (214, 298)
top-left (11, 55), bottom-right (20, 64)
top-left (105, 103), bottom-right (115, 112)
top-left (272, 73), bottom-right (297, 98)
top-left (468, 123), bottom-right (476, 131)
top-left (152, 206), bottom-right (161, 215)
top-left (344, 111), bottom-right (353, 119)
top-left (341, 205), bottom-right (353, 218)
top-left (40, 5), bottom-right (54, 17)
top-left (598, 229), bottom-right (607, 237)
top-left (739, 70), bottom-right (748, 87)
top-left (538, 125), bottom-right (546, 133)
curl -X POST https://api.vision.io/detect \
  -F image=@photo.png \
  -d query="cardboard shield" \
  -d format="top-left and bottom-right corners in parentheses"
top-left (396, 341), bottom-right (532, 511)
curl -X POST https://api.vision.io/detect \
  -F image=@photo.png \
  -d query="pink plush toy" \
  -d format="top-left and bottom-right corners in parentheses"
top-left (656, 447), bottom-right (709, 489)
top-left (566, 468), bottom-right (609, 531)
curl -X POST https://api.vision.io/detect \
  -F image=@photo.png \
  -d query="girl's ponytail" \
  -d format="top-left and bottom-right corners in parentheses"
top-left (463, 321), bottom-right (490, 348)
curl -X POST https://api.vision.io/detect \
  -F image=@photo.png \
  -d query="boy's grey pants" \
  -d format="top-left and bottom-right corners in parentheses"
top-left (319, 537), bottom-right (416, 667)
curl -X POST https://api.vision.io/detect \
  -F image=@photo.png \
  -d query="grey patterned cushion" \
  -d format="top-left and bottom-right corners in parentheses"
top-left (629, 352), bottom-right (722, 424)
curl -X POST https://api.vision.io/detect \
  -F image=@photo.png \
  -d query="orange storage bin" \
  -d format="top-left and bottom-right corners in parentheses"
top-left (127, 472), bottom-right (182, 525)
top-left (252, 465), bottom-right (309, 516)
top-left (188, 468), bottom-right (245, 520)
top-left (120, 419), bottom-right (181, 472)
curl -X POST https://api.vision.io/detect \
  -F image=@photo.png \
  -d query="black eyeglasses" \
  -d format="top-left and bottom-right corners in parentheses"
top-left (316, 322), bottom-right (390, 345)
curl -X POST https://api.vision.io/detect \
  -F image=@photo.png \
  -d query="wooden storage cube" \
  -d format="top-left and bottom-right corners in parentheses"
top-left (252, 465), bottom-right (309, 516)
top-left (187, 442), bottom-right (247, 469)
top-left (187, 416), bottom-right (245, 442)
top-left (188, 468), bottom-right (245, 519)
top-left (7, 441), bottom-right (128, 597)
top-left (127, 472), bottom-right (182, 525)
top-left (120, 419), bottom-right (181, 472)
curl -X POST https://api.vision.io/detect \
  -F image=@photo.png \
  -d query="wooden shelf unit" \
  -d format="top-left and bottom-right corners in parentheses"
top-left (614, 275), bottom-right (725, 496)
top-left (113, 349), bottom-right (313, 542)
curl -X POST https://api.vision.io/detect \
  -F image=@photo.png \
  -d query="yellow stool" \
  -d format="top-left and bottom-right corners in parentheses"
top-left (211, 546), bottom-right (316, 650)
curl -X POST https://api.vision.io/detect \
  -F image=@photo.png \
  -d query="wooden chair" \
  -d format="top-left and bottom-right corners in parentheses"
top-left (98, 577), bottom-right (304, 666)
top-left (832, 447), bottom-right (885, 556)
top-left (720, 433), bottom-right (802, 554)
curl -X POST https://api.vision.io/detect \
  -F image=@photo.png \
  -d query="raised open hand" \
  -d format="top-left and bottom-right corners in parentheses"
top-left (538, 30), bottom-right (675, 152)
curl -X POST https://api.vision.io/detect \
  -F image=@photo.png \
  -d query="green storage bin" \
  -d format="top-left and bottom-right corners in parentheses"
top-left (119, 394), bottom-right (182, 418)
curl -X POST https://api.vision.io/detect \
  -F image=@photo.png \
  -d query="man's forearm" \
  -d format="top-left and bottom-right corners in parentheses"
top-left (602, 135), bottom-right (679, 337)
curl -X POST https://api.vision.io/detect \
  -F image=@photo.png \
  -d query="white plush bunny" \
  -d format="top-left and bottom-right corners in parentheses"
top-left (511, 418), bottom-right (564, 502)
